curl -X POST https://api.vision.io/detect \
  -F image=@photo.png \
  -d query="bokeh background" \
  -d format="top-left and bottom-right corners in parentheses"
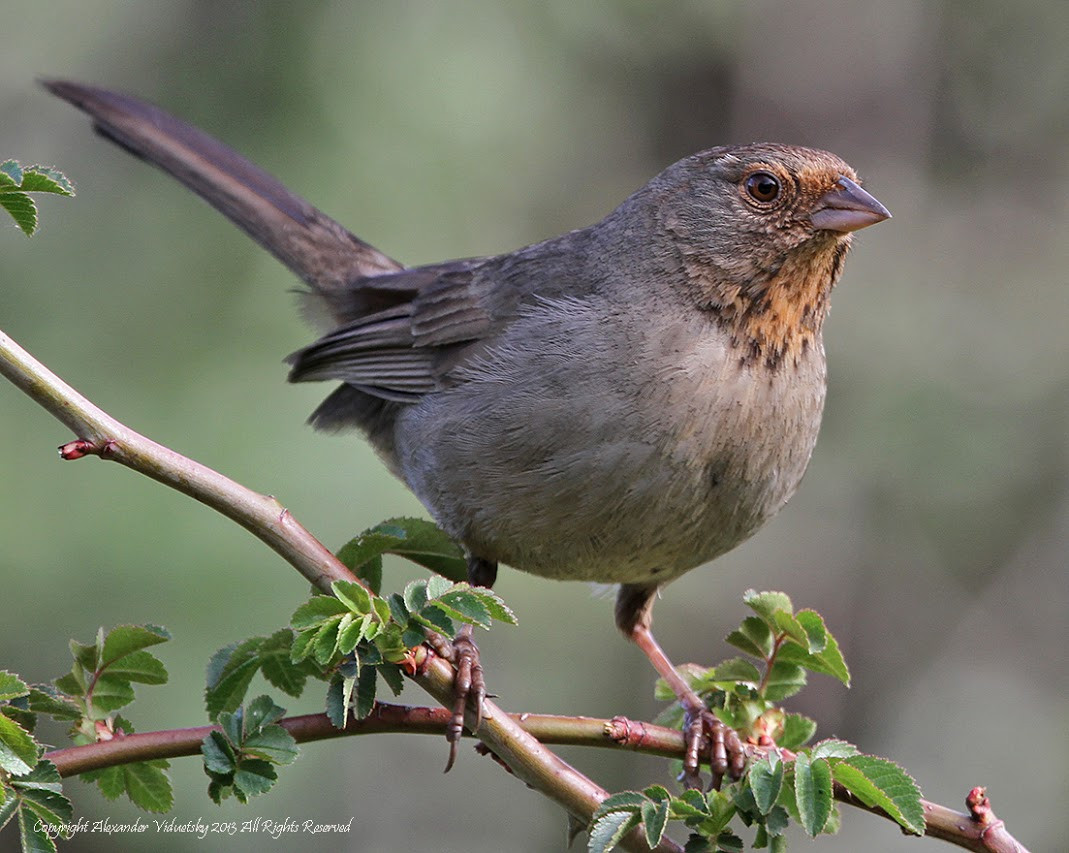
top-left (2, 2), bottom-right (1067, 851)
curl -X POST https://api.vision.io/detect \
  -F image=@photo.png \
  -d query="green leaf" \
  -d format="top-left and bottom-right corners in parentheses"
top-left (0, 672), bottom-right (29, 703)
top-left (17, 167), bottom-right (75, 197)
top-left (588, 810), bottom-right (641, 853)
top-left (17, 805), bottom-right (57, 853)
top-left (352, 661), bottom-right (378, 720)
top-left (778, 713), bottom-right (817, 750)
top-left (0, 193), bottom-right (37, 236)
top-left (312, 618), bottom-right (343, 666)
top-left (643, 784), bottom-right (671, 803)
top-left (258, 631), bottom-right (309, 698)
top-left (325, 674), bottom-right (346, 728)
top-left (376, 517), bottom-right (468, 581)
top-left (26, 688), bottom-right (81, 722)
top-left (100, 625), bottom-right (170, 666)
top-left (749, 755), bottom-right (783, 814)
top-left (435, 586), bottom-right (491, 628)
top-left (291, 595), bottom-right (349, 628)
top-left (832, 755), bottom-right (924, 835)
top-left (641, 798), bottom-right (670, 848)
top-left (794, 753), bottom-right (832, 836)
top-left (123, 761), bottom-right (173, 813)
top-left (1, 160), bottom-right (24, 185)
top-left (0, 713), bottom-right (38, 775)
top-left (204, 643), bottom-right (262, 719)
top-left (743, 590), bottom-right (794, 626)
top-left (671, 788), bottom-right (711, 819)
top-left (202, 731), bottom-right (236, 774)
top-left (87, 673), bottom-right (136, 712)
top-left (712, 657), bottom-right (762, 685)
top-left (403, 579), bottom-right (430, 613)
top-left (244, 695), bottom-right (285, 732)
top-left (725, 617), bottom-right (774, 659)
top-left (243, 727), bottom-right (299, 766)
top-left (776, 630), bottom-right (850, 686)
top-left (762, 661), bottom-right (806, 702)
top-left (332, 580), bottom-right (373, 615)
top-left (593, 791), bottom-right (648, 817)
top-left (811, 739), bottom-right (859, 761)
top-left (233, 759), bottom-right (277, 799)
top-left (377, 662), bottom-right (405, 696)
top-left (102, 649), bottom-right (167, 685)
top-left (793, 610), bottom-right (828, 653)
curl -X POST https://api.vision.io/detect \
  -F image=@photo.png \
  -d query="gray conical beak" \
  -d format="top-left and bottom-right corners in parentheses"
top-left (809, 176), bottom-right (891, 233)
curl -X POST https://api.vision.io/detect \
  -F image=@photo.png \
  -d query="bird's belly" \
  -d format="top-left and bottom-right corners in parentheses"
top-left (395, 341), bottom-right (825, 585)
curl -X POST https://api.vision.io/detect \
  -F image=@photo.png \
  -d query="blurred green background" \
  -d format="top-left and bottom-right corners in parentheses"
top-left (2, 1), bottom-right (1067, 851)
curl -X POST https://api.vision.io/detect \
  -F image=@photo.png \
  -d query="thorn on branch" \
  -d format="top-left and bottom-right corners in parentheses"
top-left (58, 438), bottom-right (96, 459)
top-left (58, 438), bottom-right (118, 459)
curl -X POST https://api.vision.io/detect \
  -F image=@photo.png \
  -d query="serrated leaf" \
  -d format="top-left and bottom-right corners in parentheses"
top-left (325, 674), bottom-right (346, 728)
top-left (244, 696), bottom-right (285, 732)
top-left (0, 714), bottom-right (38, 775)
top-left (832, 755), bottom-right (924, 835)
top-left (713, 657), bottom-right (762, 685)
top-left (1, 160), bottom-right (24, 185)
top-left (352, 661), bottom-right (378, 720)
top-left (772, 611), bottom-right (810, 649)
top-left (87, 674), bottom-right (136, 713)
top-left (593, 791), bottom-right (648, 818)
top-left (375, 517), bottom-right (468, 581)
top-left (337, 613), bottom-right (373, 654)
top-left (233, 759), bottom-right (277, 798)
top-left (794, 753), bottom-right (832, 836)
top-left (672, 788), bottom-right (711, 818)
top-left (0, 672), bottom-right (28, 703)
top-left (202, 731), bottom-right (236, 773)
top-left (243, 727), bottom-right (298, 766)
top-left (289, 628), bottom-right (318, 664)
top-left (643, 784), bottom-right (671, 803)
top-left (17, 784), bottom-right (73, 830)
top-left (103, 649), bottom-right (168, 685)
top-left (725, 616), bottom-right (774, 659)
top-left (412, 604), bottom-right (456, 636)
top-left (811, 739), bottom-right (859, 761)
top-left (435, 586), bottom-right (492, 628)
top-left (641, 798), bottom-right (670, 848)
top-left (26, 688), bottom-right (81, 722)
top-left (312, 618), bottom-right (343, 666)
top-left (775, 630), bottom-right (850, 686)
top-left (588, 810), bottom-right (641, 853)
top-left (123, 761), bottom-right (173, 813)
top-left (204, 654), bottom-right (260, 719)
top-left (291, 595), bottom-right (349, 629)
top-left (749, 756), bottom-right (784, 814)
top-left (762, 661), bottom-right (806, 702)
top-left (258, 631), bottom-right (308, 698)
top-left (18, 167), bottom-right (75, 197)
top-left (18, 805), bottom-right (57, 853)
top-left (778, 713), bottom-right (817, 750)
top-left (403, 579), bottom-right (430, 613)
top-left (100, 625), bottom-right (170, 666)
top-left (743, 590), bottom-right (794, 626)
top-left (793, 610), bottom-right (828, 653)
top-left (332, 579), bottom-right (373, 615)
top-left (426, 574), bottom-right (454, 599)
top-left (88, 765), bottom-right (125, 800)
top-left (0, 193), bottom-right (37, 236)
top-left (377, 663), bottom-right (405, 696)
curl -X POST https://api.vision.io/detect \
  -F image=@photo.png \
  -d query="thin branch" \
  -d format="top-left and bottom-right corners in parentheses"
top-left (0, 326), bottom-right (672, 853)
top-left (44, 705), bottom-right (1029, 852)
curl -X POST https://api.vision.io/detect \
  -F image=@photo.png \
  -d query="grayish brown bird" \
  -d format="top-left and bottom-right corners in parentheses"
top-left (44, 79), bottom-right (889, 788)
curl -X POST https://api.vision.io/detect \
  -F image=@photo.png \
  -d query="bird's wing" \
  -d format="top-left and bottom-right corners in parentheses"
top-left (287, 258), bottom-right (501, 402)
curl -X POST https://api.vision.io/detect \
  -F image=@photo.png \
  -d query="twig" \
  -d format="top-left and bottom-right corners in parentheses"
top-left (0, 326), bottom-right (672, 853)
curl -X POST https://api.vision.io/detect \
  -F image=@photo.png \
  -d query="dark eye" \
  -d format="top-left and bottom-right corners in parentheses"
top-left (744, 171), bottom-right (781, 203)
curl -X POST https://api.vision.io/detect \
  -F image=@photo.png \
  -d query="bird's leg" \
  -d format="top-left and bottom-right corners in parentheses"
top-left (616, 583), bottom-right (747, 790)
top-left (440, 555), bottom-right (497, 771)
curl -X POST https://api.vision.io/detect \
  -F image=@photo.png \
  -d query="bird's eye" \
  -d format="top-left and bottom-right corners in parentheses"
top-left (744, 171), bottom-right (781, 204)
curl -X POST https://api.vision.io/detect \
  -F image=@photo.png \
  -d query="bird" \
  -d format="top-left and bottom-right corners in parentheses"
top-left (43, 79), bottom-right (889, 789)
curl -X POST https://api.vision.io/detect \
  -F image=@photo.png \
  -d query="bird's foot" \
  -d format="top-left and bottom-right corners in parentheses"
top-left (680, 702), bottom-right (746, 791)
top-left (428, 624), bottom-right (486, 772)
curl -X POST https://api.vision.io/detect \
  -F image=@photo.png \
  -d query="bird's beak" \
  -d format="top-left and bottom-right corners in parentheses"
top-left (809, 176), bottom-right (891, 233)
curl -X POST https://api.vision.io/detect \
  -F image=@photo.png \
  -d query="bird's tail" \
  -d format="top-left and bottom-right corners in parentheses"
top-left (42, 80), bottom-right (402, 306)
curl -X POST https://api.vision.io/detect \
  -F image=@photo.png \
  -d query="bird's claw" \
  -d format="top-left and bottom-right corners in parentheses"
top-left (443, 625), bottom-right (485, 772)
top-left (680, 706), bottom-right (746, 791)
